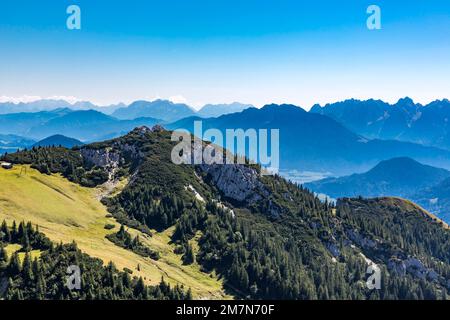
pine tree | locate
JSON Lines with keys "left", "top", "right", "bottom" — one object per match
{"left": 0, "top": 244, "right": 8, "bottom": 265}
{"left": 182, "top": 243, "right": 195, "bottom": 265}
{"left": 22, "top": 253, "right": 33, "bottom": 283}
{"left": 134, "top": 277, "right": 146, "bottom": 298}
{"left": 186, "top": 288, "right": 193, "bottom": 300}
{"left": 0, "top": 220, "right": 10, "bottom": 242}
{"left": 7, "top": 252, "right": 21, "bottom": 275}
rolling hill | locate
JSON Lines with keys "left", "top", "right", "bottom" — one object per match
{"left": 32, "top": 135, "right": 84, "bottom": 148}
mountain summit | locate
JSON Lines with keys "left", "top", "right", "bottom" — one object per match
{"left": 112, "top": 100, "right": 196, "bottom": 122}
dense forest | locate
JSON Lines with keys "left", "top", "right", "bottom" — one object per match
{"left": 2, "top": 126, "right": 450, "bottom": 300}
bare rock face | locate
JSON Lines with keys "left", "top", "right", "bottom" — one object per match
{"left": 198, "top": 163, "right": 285, "bottom": 218}
{"left": 151, "top": 125, "right": 165, "bottom": 132}
{"left": 199, "top": 163, "right": 269, "bottom": 205}
{"left": 388, "top": 256, "right": 440, "bottom": 282}
{"left": 81, "top": 137, "right": 145, "bottom": 169}
{"left": 81, "top": 148, "right": 120, "bottom": 168}
{"left": 130, "top": 126, "right": 152, "bottom": 136}
{"left": 346, "top": 229, "right": 377, "bottom": 249}
{"left": 119, "top": 143, "right": 145, "bottom": 160}
{"left": 131, "top": 125, "right": 165, "bottom": 135}
{"left": 326, "top": 242, "right": 341, "bottom": 257}
{"left": 388, "top": 257, "right": 407, "bottom": 276}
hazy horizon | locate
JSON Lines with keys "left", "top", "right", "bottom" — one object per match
{"left": 1, "top": 95, "right": 449, "bottom": 112}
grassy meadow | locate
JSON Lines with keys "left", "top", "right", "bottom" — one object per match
{"left": 0, "top": 165, "right": 228, "bottom": 299}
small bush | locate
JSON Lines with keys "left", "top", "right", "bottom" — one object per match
{"left": 123, "top": 267, "right": 133, "bottom": 274}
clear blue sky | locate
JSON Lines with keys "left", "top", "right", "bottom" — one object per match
{"left": 0, "top": 0, "right": 449, "bottom": 108}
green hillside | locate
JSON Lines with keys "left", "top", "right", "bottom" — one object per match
{"left": 0, "top": 165, "right": 228, "bottom": 299}
{"left": 1, "top": 127, "right": 450, "bottom": 300}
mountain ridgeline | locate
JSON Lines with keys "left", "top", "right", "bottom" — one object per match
{"left": 112, "top": 100, "right": 196, "bottom": 122}
{"left": 311, "top": 98, "right": 450, "bottom": 150}
{"left": 112, "top": 100, "right": 254, "bottom": 122}
{"left": 2, "top": 126, "right": 450, "bottom": 300}
{"left": 0, "top": 100, "right": 254, "bottom": 144}
{"left": 168, "top": 104, "right": 450, "bottom": 175}
{"left": 0, "top": 109, "right": 161, "bottom": 142}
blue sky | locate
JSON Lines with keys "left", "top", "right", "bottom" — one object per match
{"left": 0, "top": 0, "right": 449, "bottom": 108}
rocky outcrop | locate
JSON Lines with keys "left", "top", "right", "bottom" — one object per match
{"left": 198, "top": 163, "right": 285, "bottom": 217}
{"left": 119, "top": 143, "right": 145, "bottom": 160}
{"left": 81, "top": 147, "right": 120, "bottom": 181}
{"left": 81, "top": 148, "right": 120, "bottom": 168}
{"left": 346, "top": 228, "right": 377, "bottom": 249}
{"left": 80, "top": 139, "right": 144, "bottom": 182}
{"left": 199, "top": 164, "right": 268, "bottom": 204}
{"left": 81, "top": 134, "right": 146, "bottom": 170}
{"left": 131, "top": 125, "right": 164, "bottom": 136}
{"left": 344, "top": 227, "right": 443, "bottom": 285}
{"left": 388, "top": 256, "right": 440, "bottom": 282}
{"left": 326, "top": 242, "right": 340, "bottom": 257}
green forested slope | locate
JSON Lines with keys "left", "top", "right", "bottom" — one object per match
{"left": 2, "top": 126, "right": 450, "bottom": 300}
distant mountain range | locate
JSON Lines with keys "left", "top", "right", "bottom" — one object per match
{"left": 311, "top": 97, "right": 450, "bottom": 150}
{"left": 112, "top": 100, "right": 253, "bottom": 122}
{"left": 305, "top": 157, "right": 450, "bottom": 223}
{"left": 0, "top": 109, "right": 161, "bottom": 141}
{"left": 1, "top": 99, "right": 254, "bottom": 123}
{"left": 169, "top": 104, "right": 450, "bottom": 175}
{"left": 0, "top": 99, "right": 125, "bottom": 115}
{"left": 0, "top": 132, "right": 84, "bottom": 154}
{"left": 3, "top": 97, "right": 450, "bottom": 176}
{"left": 197, "top": 102, "right": 254, "bottom": 118}
{"left": 26, "top": 110, "right": 161, "bottom": 141}
{"left": 0, "top": 134, "right": 35, "bottom": 154}
{"left": 112, "top": 100, "right": 196, "bottom": 122}
{"left": 0, "top": 108, "right": 72, "bottom": 135}
{"left": 32, "top": 134, "right": 84, "bottom": 148}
